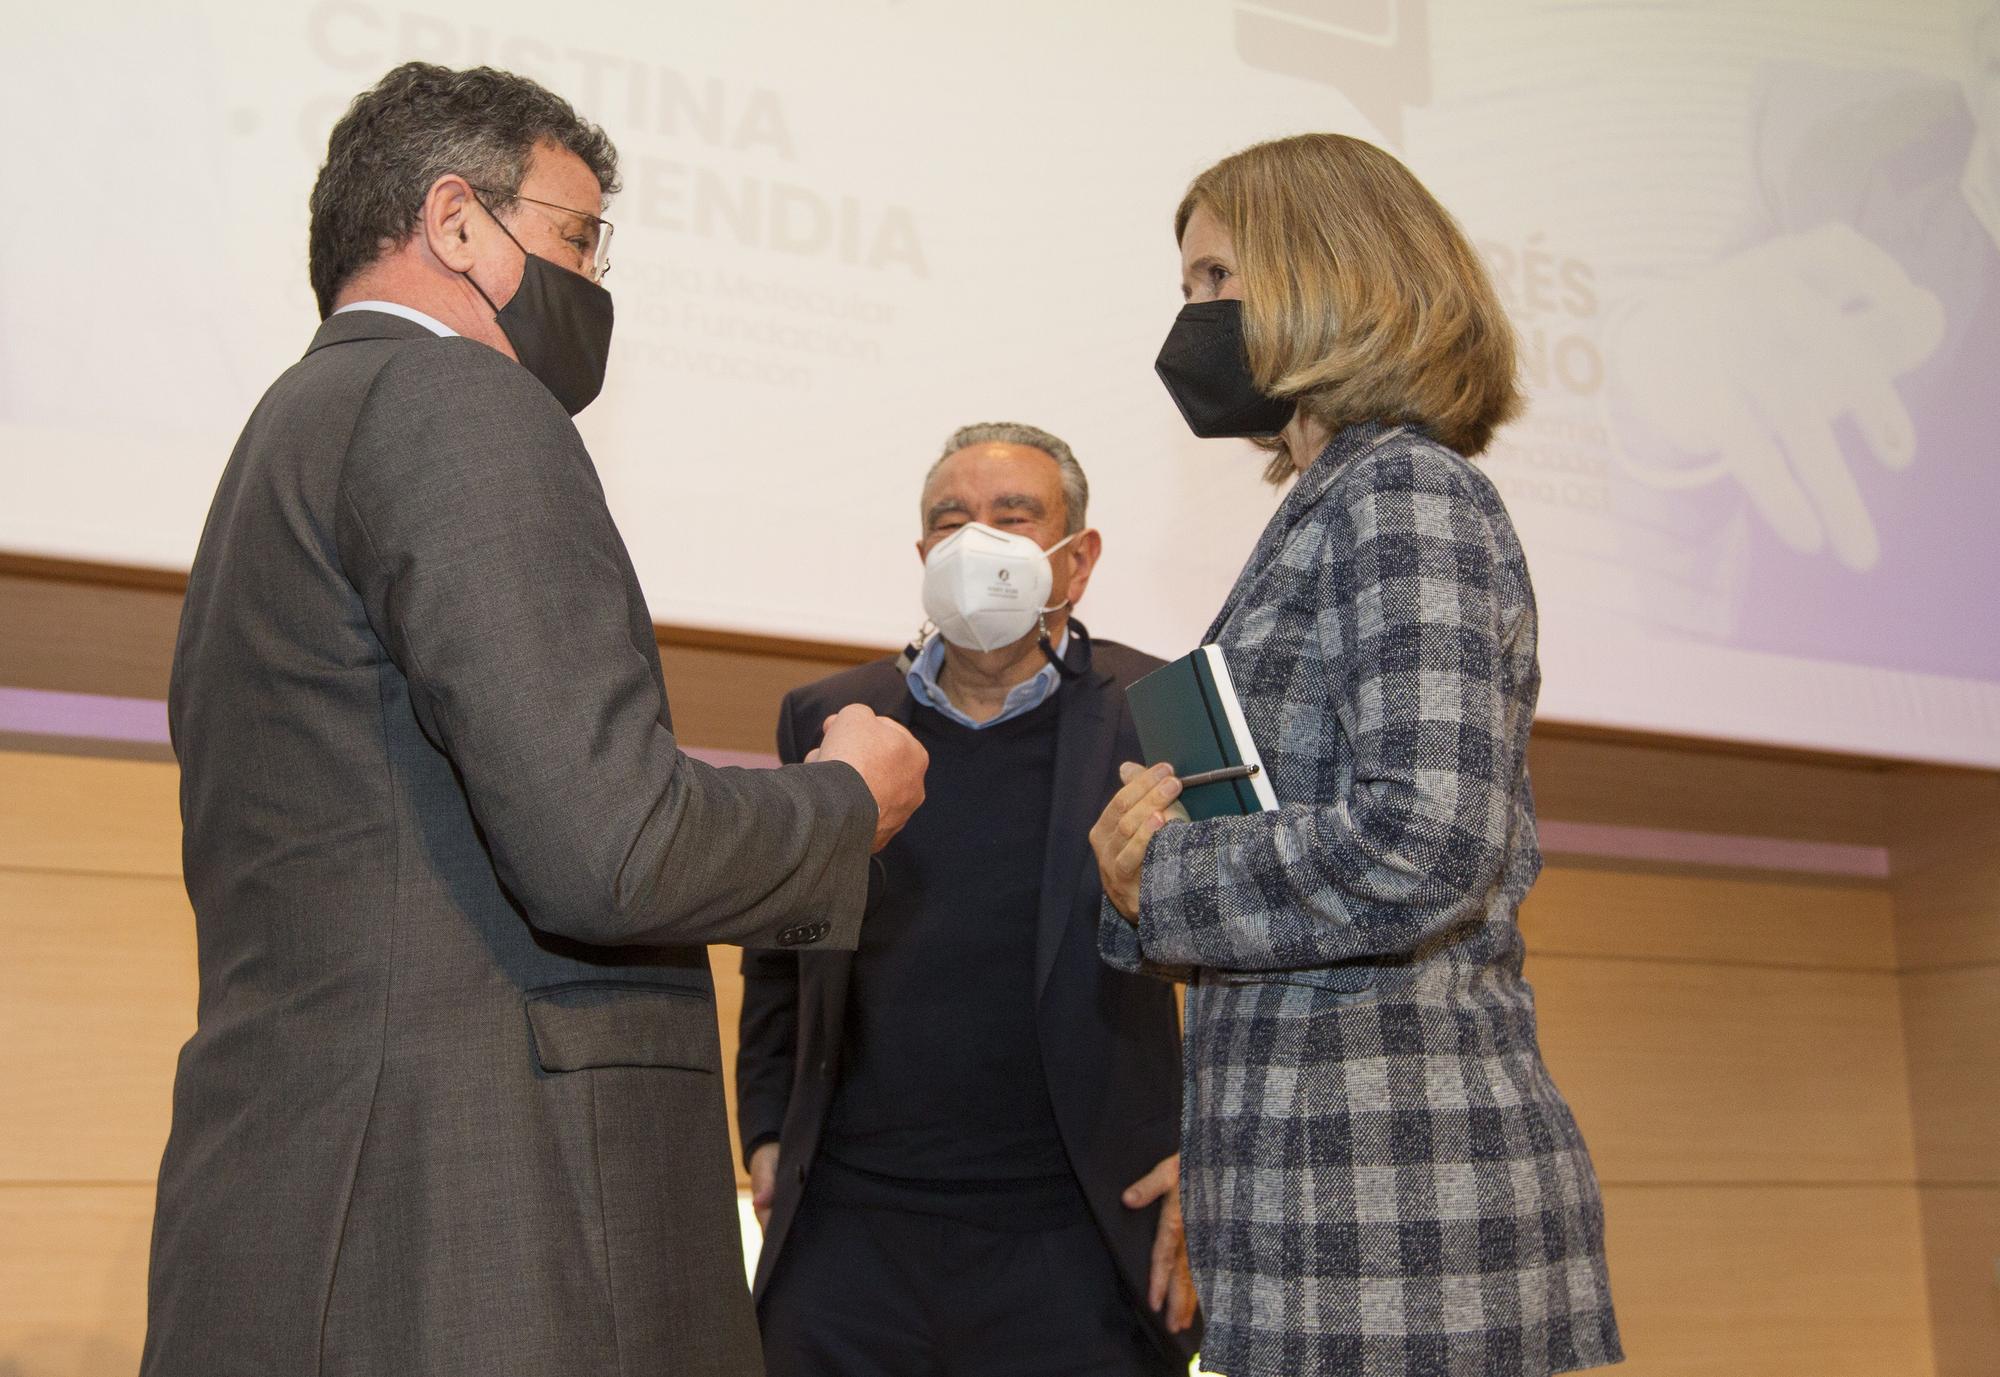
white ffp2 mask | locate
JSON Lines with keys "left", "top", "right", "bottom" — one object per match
{"left": 921, "top": 522, "right": 1079, "bottom": 652}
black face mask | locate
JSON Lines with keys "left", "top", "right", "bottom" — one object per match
{"left": 462, "top": 206, "right": 614, "bottom": 416}
{"left": 1155, "top": 299, "right": 1295, "bottom": 438}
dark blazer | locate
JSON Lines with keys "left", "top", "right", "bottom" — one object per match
{"left": 146, "top": 310, "right": 876, "bottom": 1377}
{"left": 737, "top": 634, "right": 1199, "bottom": 1364}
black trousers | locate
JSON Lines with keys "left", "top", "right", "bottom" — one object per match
{"left": 758, "top": 1180, "right": 1181, "bottom": 1377}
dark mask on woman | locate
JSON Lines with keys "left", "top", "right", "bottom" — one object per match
{"left": 461, "top": 208, "right": 614, "bottom": 417}
{"left": 1154, "top": 299, "right": 1296, "bottom": 439}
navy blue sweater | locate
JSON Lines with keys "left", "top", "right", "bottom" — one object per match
{"left": 821, "top": 695, "right": 1070, "bottom": 1185}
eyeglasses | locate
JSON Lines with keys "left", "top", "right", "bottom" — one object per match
{"left": 469, "top": 185, "right": 614, "bottom": 283}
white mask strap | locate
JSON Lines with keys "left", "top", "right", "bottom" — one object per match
{"left": 1038, "top": 530, "right": 1081, "bottom": 613}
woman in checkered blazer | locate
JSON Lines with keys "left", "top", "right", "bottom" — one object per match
{"left": 1092, "top": 134, "right": 1622, "bottom": 1377}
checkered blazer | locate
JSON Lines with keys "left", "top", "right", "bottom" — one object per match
{"left": 1103, "top": 422, "right": 1621, "bottom": 1377}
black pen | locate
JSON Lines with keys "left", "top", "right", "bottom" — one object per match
{"left": 1175, "top": 763, "right": 1260, "bottom": 789}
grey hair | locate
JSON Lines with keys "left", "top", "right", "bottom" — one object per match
{"left": 307, "top": 62, "right": 620, "bottom": 319}
{"left": 925, "top": 421, "right": 1090, "bottom": 534}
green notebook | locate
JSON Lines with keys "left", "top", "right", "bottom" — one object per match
{"left": 1125, "top": 645, "right": 1279, "bottom": 821}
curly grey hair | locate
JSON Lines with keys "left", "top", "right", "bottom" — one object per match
{"left": 924, "top": 421, "right": 1089, "bottom": 535}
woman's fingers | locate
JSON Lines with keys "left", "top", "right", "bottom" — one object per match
{"left": 1166, "top": 1262, "right": 1199, "bottom": 1332}
{"left": 1116, "top": 807, "right": 1169, "bottom": 879}
{"left": 1111, "top": 762, "right": 1176, "bottom": 815}
{"left": 1092, "top": 763, "right": 1155, "bottom": 848}
{"left": 1113, "top": 773, "right": 1182, "bottom": 843}
{"left": 1094, "top": 764, "right": 1182, "bottom": 922}
{"left": 1095, "top": 765, "right": 1172, "bottom": 850}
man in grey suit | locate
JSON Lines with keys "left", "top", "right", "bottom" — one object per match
{"left": 144, "top": 62, "right": 926, "bottom": 1377}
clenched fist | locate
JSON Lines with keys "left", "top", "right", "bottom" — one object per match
{"left": 815, "top": 703, "right": 928, "bottom": 851}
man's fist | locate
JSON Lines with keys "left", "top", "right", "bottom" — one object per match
{"left": 816, "top": 703, "right": 928, "bottom": 851}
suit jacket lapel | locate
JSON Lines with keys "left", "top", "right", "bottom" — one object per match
{"left": 1034, "top": 668, "right": 1117, "bottom": 1000}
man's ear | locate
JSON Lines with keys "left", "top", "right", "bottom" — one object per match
{"left": 1063, "top": 528, "right": 1104, "bottom": 607}
{"left": 422, "top": 173, "right": 481, "bottom": 275}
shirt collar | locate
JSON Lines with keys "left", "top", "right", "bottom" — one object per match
{"left": 906, "top": 629, "right": 1068, "bottom": 731}
{"left": 333, "top": 300, "right": 458, "bottom": 337}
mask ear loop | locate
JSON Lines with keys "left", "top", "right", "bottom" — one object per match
{"left": 458, "top": 189, "right": 528, "bottom": 319}
{"left": 1037, "top": 609, "right": 1085, "bottom": 680}
{"left": 1040, "top": 528, "right": 1088, "bottom": 676}
{"left": 1037, "top": 530, "right": 1086, "bottom": 678}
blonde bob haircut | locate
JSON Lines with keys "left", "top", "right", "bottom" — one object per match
{"left": 1176, "top": 133, "right": 1521, "bottom": 483}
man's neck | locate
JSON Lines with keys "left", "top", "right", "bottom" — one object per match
{"left": 333, "top": 255, "right": 515, "bottom": 360}
{"left": 936, "top": 614, "right": 1068, "bottom": 724}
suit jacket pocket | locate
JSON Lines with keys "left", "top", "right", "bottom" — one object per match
{"left": 525, "top": 981, "right": 721, "bottom": 1073}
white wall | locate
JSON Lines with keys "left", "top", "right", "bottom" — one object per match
{"left": 5, "top": 0, "right": 1996, "bottom": 764}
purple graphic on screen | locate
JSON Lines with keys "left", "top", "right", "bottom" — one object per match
{"left": 1606, "top": 5, "right": 2000, "bottom": 683}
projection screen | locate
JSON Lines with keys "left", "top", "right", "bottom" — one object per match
{"left": 4, "top": 0, "right": 1996, "bottom": 766}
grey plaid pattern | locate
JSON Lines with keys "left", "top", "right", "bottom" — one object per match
{"left": 1103, "top": 423, "right": 1621, "bottom": 1376}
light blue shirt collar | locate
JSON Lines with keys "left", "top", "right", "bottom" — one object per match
{"left": 907, "top": 630, "right": 1068, "bottom": 730}
{"left": 334, "top": 300, "right": 458, "bottom": 337}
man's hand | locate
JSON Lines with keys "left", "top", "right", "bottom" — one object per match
{"left": 1611, "top": 222, "right": 1944, "bottom": 572}
{"left": 748, "top": 1142, "right": 780, "bottom": 1231}
{"left": 816, "top": 704, "right": 928, "bottom": 851}
{"left": 1123, "top": 1153, "right": 1198, "bottom": 1334}
{"left": 1090, "top": 762, "right": 1182, "bottom": 921}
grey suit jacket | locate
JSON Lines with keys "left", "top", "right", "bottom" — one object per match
{"left": 144, "top": 310, "right": 876, "bottom": 1377}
